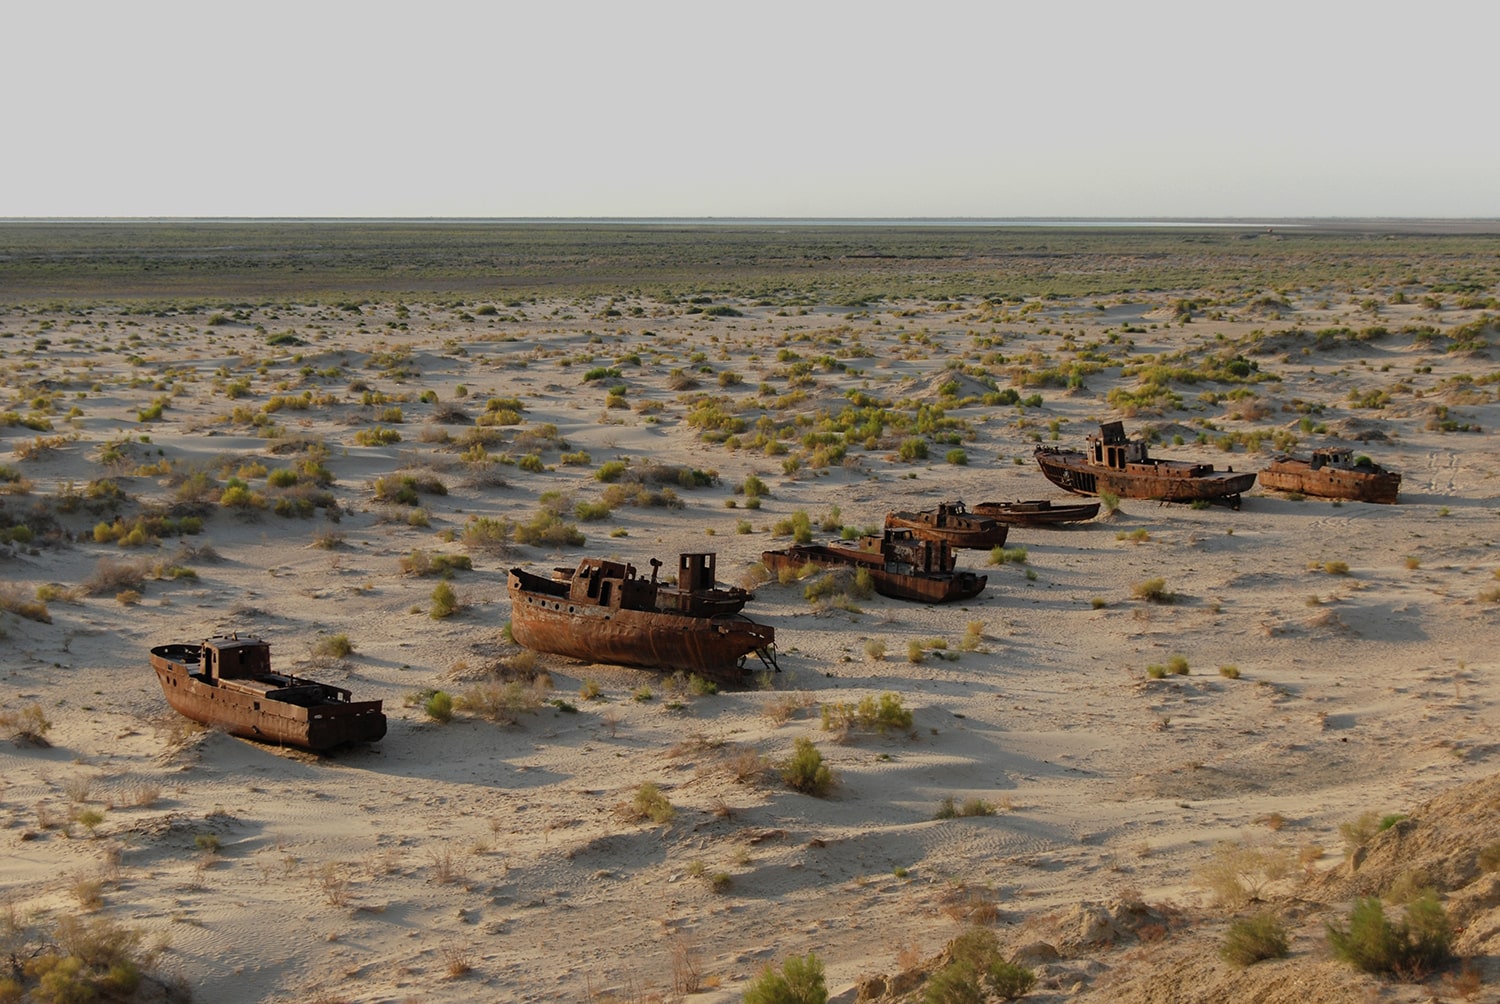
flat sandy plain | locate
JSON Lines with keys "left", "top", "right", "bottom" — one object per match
{"left": 1, "top": 223, "right": 1499, "bottom": 1003}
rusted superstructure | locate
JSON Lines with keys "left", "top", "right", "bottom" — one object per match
{"left": 762, "top": 528, "right": 987, "bottom": 604}
{"left": 973, "top": 498, "right": 1100, "bottom": 527}
{"left": 1258, "top": 448, "right": 1401, "bottom": 504}
{"left": 150, "top": 635, "right": 386, "bottom": 750}
{"left": 884, "top": 500, "right": 1009, "bottom": 549}
{"left": 1035, "top": 421, "right": 1257, "bottom": 507}
{"left": 507, "top": 552, "right": 776, "bottom": 676}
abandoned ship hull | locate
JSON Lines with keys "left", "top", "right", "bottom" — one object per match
{"left": 150, "top": 643, "right": 387, "bottom": 750}
{"left": 1034, "top": 448, "right": 1258, "bottom": 504}
{"left": 1258, "top": 459, "right": 1401, "bottom": 504}
{"left": 972, "top": 499, "right": 1101, "bottom": 527}
{"left": 760, "top": 545, "right": 987, "bottom": 604}
{"left": 883, "top": 512, "right": 1008, "bottom": 549}
{"left": 507, "top": 568, "right": 773, "bottom": 674}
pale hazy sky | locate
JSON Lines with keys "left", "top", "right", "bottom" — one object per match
{"left": 6, "top": 1, "right": 1496, "bottom": 219}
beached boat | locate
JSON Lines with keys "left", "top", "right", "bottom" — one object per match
{"left": 972, "top": 499, "right": 1101, "bottom": 527}
{"left": 761, "top": 528, "right": 987, "bottom": 604}
{"left": 507, "top": 552, "right": 776, "bottom": 675}
{"left": 1034, "top": 421, "right": 1258, "bottom": 507}
{"left": 884, "top": 500, "right": 1009, "bottom": 549}
{"left": 1258, "top": 447, "right": 1401, "bottom": 504}
{"left": 150, "top": 635, "right": 387, "bottom": 751}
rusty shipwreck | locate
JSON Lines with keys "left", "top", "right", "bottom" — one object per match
{"left": 972, "top": 498, "right": 1100, "bottom": 527}
{"left": 506, "top": 552, "right": 776, "bottom": 675}
{"left": 884, "top": 500, "right": 1009, "bottom": 549}
{"left": 1258, "top": 447, "right": 1401, "bottom": 504}
{"left": 150, "top": 634, "right": 387, "bottom": 750}
{"left": 761, "top": 527, "right": 987, "bottom": 604}
{"left": 1035, "top": 421, "right": 1258, "bottom": 507}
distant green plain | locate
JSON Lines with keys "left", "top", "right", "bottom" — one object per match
{"left": 3, "top": 219, "right": 1499, "bottom": 305}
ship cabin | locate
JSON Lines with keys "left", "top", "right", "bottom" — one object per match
{"left": 676, "top": 552, "right": 718, "bottom": 592}
{"left": 1089, "top": 421, "right": 1216, "bottom": 479}
{"left": 1309, "top": 447, "right": 1356, "bottom": 470}
{"left": 1088, "top": 421, "right": 1151, "bottom": 470}
{"left": 567, "top": 558, "right": 650, "bottom": 610}
{"left": 200, "top": 635, "right": 273, "bottom": 681}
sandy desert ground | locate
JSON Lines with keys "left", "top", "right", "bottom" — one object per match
{"left": 2, "top": 280, "right": 1498, "bottom": 1003}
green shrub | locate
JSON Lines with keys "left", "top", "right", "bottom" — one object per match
{"left": 780, "top": 737, "right": 834, "bottom": 796}
{"left": 629, "top": 782, "right": 675, "bottom": 825}
{"left": 1326, "top": 891, "right": 1453, "bottom": 976}
{"left": 1220, "top": 911, "right": 1290, "bottom": 966}
{"left": 353, "top": 426, "right": 402, "bottom": 446}
{"left": 1132, "top": 577, "right": 1175, "bottom": 603}
{"left": 897, "top": 437, "right": 929, "bottom": 462}
{"left": 412, "top": 689, "right": 455, "bottom": 722}
{"left": 858, "top": 692, "right": 913, "bottom": 733}
{"left": 312, "top": 633, "right": 354, "bottom": 658}
{"left": 926, "top": 927, "right": 1034, "bottom": 1002}
{"left": 744, "top": 952, "right": 827, "bottom": 1004}
{"left": 430, "top": 581, "right": 459, "bottom": 619}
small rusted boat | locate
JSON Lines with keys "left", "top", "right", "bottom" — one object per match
{"left": 507, "top": 552, "right": 776, "bottom": 675}
{"left": 972, "top": 498, "right": 1100, "bottom": 527}
{"left": 150, "top": 635, "right": 386, "bottom": 750}
{"left": 1035, "top": 421, "right": 1257, "bottom": 507}
{"left": 1258, "top": 447, "right": 1401, "bottom": 504}
{"left": 884, "top": 500, "right": 1009, "bottom": 549}
{"left": 761, "top": 528, "right": 987, "bottom": 604}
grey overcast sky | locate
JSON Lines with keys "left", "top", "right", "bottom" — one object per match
{"left": 5, "top": 0, "right": 1496, "bottom": 219}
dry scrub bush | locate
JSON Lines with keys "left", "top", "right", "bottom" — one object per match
{"left": 1, "top": 704, "right": 52, "bottom": 746}
{"left": 0, "top": 586, "right": 50, "bottom": 623}
{"left": 1196, "top": 841, "right": 1292, "bottom": 908}
{"left": 84, "top": 557, "right": 149, "bottom": 596}
{"left": 762, "top": 692, "right": 811, "bottom": 725}
{"left": 311, "top": 633, "right": 353, "bottom": 659}
{"left": 455, "top": 677, "right": 548, "bottom": 724}
{"left": 441, "top": 942, "right": 474, "bottom": 979}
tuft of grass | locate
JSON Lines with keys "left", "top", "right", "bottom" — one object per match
{"left": 1219, "top": 664, "right": 1241, "bottom": 679}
